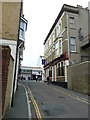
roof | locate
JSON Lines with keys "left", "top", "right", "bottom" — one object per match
{"left": 43, "top": 4, "right": 79, "bottom": 45}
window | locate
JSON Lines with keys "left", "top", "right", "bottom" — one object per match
{"left": 70, "top": 37, "right": 76, "bottom": 52}
{"left": 49, "top": 38, "right": 51, "bottom": 47}
{"left": 59, "top": 40, "right": 62, "bottom": 55}
{"left": 61, "top": 62, "right": 64, "bottom": 76}
{"left": 58, "top": 23, "right": 60, "bottom": 34}
{"left": 59, "top": 22, "right": 62, "bottom": 33}
{"left": 58, "top": 63, "right": 60, "bottom": 76}
{"left": 49, "top": 67, "right": 52, "bottom": 77}
{"left": 55, "top": 42, "right": 58, "bottom": 56}
{"left": 20, "top": 19, "right": 26, "bottom": 31}
{"left": 20, "top": 20, "right": 24, "bottom": 30}
{"left": 21, "top": 69, "right": 24, "bottom": 72}
{"left": 19, "top": 29, "right": 25, "bottom": 38}
{"left": 56, "top": 26, "right": 59, "bottom": 37}
{"left": 53, "top": 32, "right": 55, "bottom": 41}
{"left": 69, "top": 17, "right": 75, "bottom": 29}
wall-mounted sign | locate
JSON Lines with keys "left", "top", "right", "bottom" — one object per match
{"left": 42, "top": 59, "right": 45, "bottom": 65}
{"left": 32, "top": 70, "right": 41, "bottom": 75}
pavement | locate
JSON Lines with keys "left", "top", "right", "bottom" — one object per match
{"left": 3, "top": 83, "right": 30, "bottom": 119}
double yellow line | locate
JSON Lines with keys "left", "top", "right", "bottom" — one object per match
{"left": 26, "top": 85, "right": 42, "bottom": 120}
{"left": 53, "top": 87, "right": 90, "bottom": 105}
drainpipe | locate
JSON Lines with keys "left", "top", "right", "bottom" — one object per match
{"left": 11, "top": 0, "right": 23, "bottom": 107}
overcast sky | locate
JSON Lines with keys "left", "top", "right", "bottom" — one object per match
{"left": 22, "top": 0, "right": 89, "bottom": 67}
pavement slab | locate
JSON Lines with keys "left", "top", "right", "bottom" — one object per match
{"left": 3, "top": 84, "right": 28, "bottom": 119}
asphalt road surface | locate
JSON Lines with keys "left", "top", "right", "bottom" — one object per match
{"left": 22, "top": 80, "right": 89, "bottom": 119}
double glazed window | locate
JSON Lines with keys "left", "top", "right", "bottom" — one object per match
{"left": 70, "top": 37, "right": 76, "bottom": 52}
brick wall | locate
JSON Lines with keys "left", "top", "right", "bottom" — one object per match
{"left": 2, "top": 46, "right": 11, "bottom": 115}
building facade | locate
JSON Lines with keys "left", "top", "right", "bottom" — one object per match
{"left": 0, "top": 1, "right": 27, "bottom": 118}
{"left": 43, "top": 4, "right": 89, "bottom": 86}
{"left": 67, "top": 4, "right": 90, "bottom": 94}
{"left": 19, "top": 66, "right": 42, "bottom": 81}
{"left": 37, "top": 56, "right": 45, "bottom": 81}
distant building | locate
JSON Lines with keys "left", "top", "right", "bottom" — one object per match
{"left": 19, "top": 66, "right": 42, "bottom": 81}
{"left": 37, "top": 56, "right": 45, "bottom": 81}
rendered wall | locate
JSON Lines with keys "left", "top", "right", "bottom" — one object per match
{"left": 67, "top": 61, "right": 90, "bottom": 95}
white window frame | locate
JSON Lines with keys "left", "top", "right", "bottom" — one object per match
{"left": 56, "top": 24, "right": 59, "bottom": 37}
{"left": 55, "top": 42, "right": 58, "bottom": 56}
{"left": 59, "top": 21, "right": 62, "bottom": 33}
{"left": 59, "top": 39, "right": 62, "bottom": 55}
{"left": 69, "top": 17, "right": 75, "bottom": 29}
{"left": 49, "top": 37, "right": 51, "bottom": 47}
{"left": 53, "top": 32, "right": 55, "bottom": 41}
{"left": 70, "top": 37, "right": 76, "bottom": 52}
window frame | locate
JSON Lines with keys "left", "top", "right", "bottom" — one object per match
{"left": 59, "top": 40, "right": 62, "bottom": 55}
{"left": 69, "top": 17, "right": 75, "bottom": 29}
{"left": 55, "top": 42, "right": 58, "bottom": 56}
{"left": 70, "top": 37, "right": 76, "bottom": 52}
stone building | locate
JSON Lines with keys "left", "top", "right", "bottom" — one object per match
{"left": 0, "top": 1, "right": 27, "bottom": 118}
{"left": 43, "top": 4, "right": 90, "bottom": 93}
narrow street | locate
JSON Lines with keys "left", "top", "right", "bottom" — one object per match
{"left": 21, "top": 80, "right": 89, "bottom": 119}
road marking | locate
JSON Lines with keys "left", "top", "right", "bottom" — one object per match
{"left": 24, "top": 85, "right": 32, "bottom": 118}
{"left": 26, "top": 85, "right": 42, "bottom": 120}
{"left": 53, "top": 87, "right": 90, "bottom": 105}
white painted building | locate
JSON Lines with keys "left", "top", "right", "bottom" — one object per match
{"left": 20, "top": 66, "right": 42, "bottom": 81}
{"left": 37, "top": 56, "right": 45, "bottom": 81}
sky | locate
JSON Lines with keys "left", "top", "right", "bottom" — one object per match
{"left": 22, "top": 0, "right": 89, "bottom": 67}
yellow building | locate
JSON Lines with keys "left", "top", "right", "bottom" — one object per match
{"left": 43, "top": 4, "right": 89, "bottom": 88}
{"left": 0, "top": 1, "right": 27, "bottom": 118}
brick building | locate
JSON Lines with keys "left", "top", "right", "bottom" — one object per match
{"left": 0, "top": 1, "right": 27, "bottom": 118}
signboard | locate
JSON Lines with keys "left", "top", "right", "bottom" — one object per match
{"left": 42, "top": 59, "right": 45, "bottom": 65}
{"left": 32, "top": 70, "right": 41, "bottom": 75}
